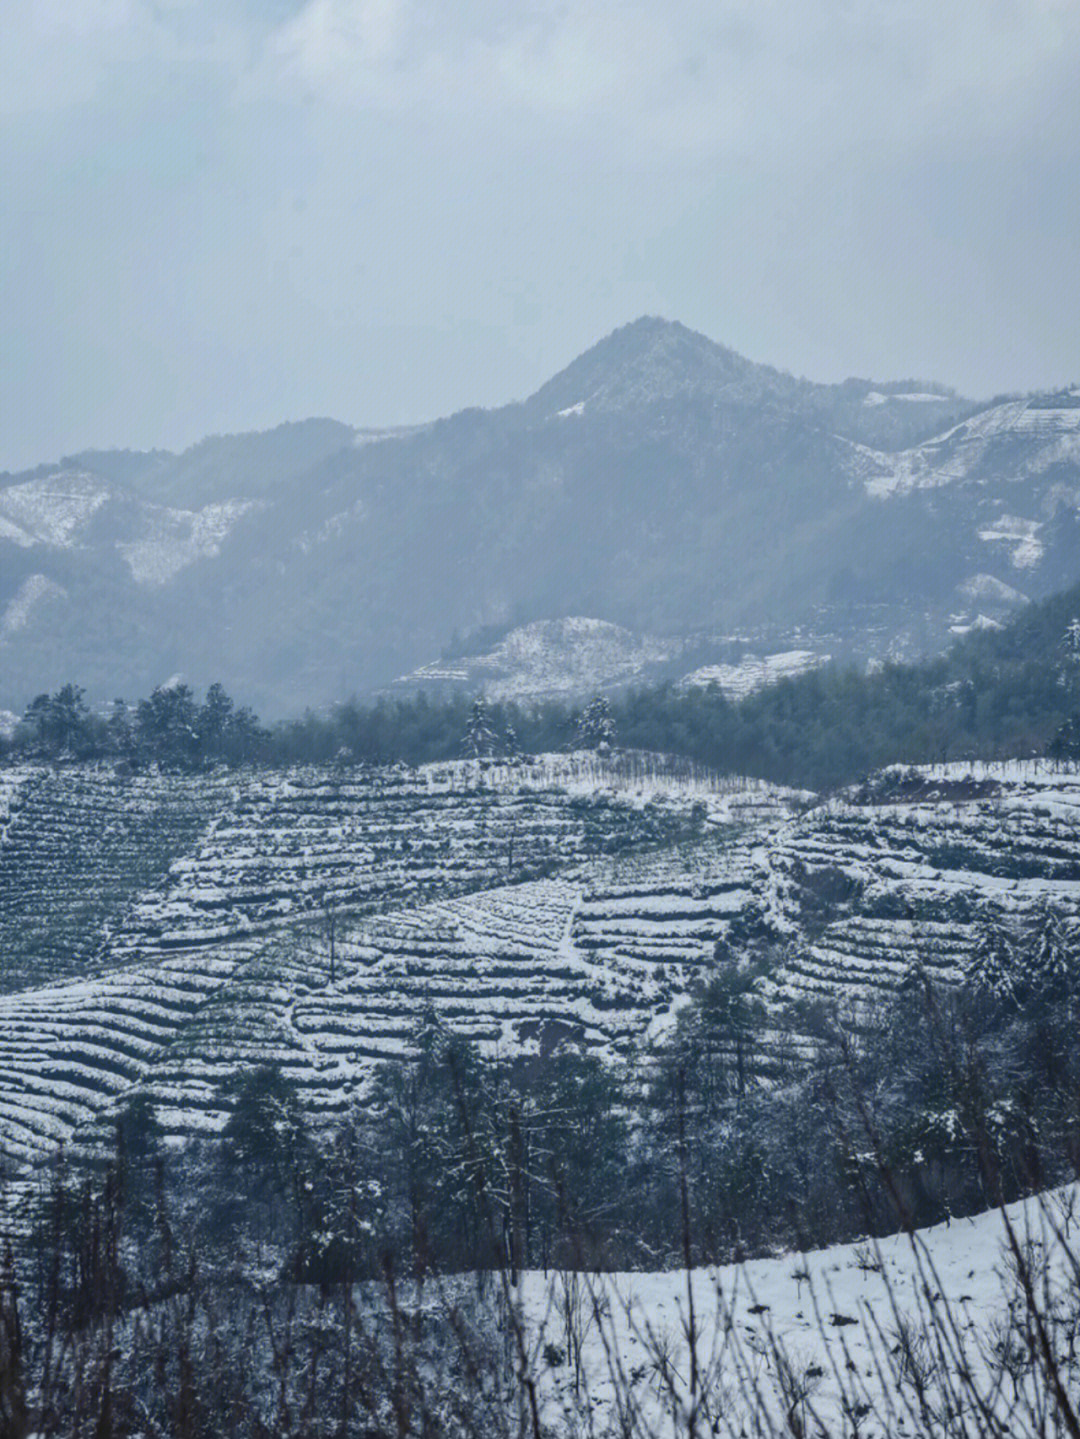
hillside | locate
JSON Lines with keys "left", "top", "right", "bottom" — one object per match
{"left": 0, "top": 754, "right": 800, "bottom": 1172}
{"left": 1, "top": 752, "right": 1079, "bottom": 1198}
{"left": 4, "top": 318, "right": 1080, "bottom": 714}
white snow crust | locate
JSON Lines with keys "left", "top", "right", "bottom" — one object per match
{"left": 525, "top": 1183, "right": 1080, "bottom": 1434}
{"left": 0, "top": 574, "right": 67, "bottom": 640}
{"left": 681, "top": 650, "right": 828, "bottom": 699}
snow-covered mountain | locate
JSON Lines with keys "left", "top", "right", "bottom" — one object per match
{"left": 3, "top": 319, "right": 1079, "bottom": 713}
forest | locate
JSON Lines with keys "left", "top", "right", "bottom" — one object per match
{"left": 5, "top": 580, "right": 1080, "bottom": 792}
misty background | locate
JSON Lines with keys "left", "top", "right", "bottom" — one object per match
{"left": 3, "top": 1, "right": 1080, "bottom": 473}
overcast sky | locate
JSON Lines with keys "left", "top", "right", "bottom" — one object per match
{"left": 2, "top": 1, "right": 1079, "bottom": 470}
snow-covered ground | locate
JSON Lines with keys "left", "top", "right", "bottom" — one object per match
{"left": 845, "top": 396, "right": 1080, "bottom": 500}
{"left": 3, "top": 755, "right": 1080, "bottom": 1177}
{"left": 0, "top": 574, "right": 67, "bottom": 640}
{"left": 119, "top": 497, "right": 257, "bottom": 584}
{"left": 0, "top": 755, "right": 802, "bottom": 1166}
{"left": 0, "top": 468, "right": 256, "bottom": 584}
{"left": 0, "top": 472, "right": 111, "bottom": 546}
{"left": 396, "top": 617, "right": 676, "bottom": 702}
{"left": 525, "top": 1183, "right": 1080, "bottom": 1435}
{"left": 862, "top": 389, "right": 948, "bottom": 406}
{"left": 681, "top": 650, "right": 829, "bottom": 699}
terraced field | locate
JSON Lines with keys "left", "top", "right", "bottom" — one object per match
{"left": 0, "top": 754, "right": 795, "bottom": 1177}
{"left": 768, "top": 761, "right": 1080, "bottom": 1007}
{"left": 1, "top": 755, "right": 1078, "bottom": 1211}
{"left": 0, "top": 766, "right": 221, "bottom": 992}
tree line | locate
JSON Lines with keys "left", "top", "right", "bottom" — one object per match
{"left": 5, "top": 580, "right": 1080, "bottom": 789}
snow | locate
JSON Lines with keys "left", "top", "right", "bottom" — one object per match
{"left": 0, "top": 472, "right": 256, "bottom": 581}
{"left": 977, "top": 514, "right": 1045, "bottom": 569}
{"left": 0, "top": 756, "right": 805, "bottom": 1162}
{"left": 119, "top": 498, "right": 257, "bottom": 584}
{"left": 524, "top": 1183, "right": 1080, "bottom": 1435}
{"left": 681, "top": 650, "right": 829, "bottom": 699}
{"left": 0, "top": 473, "right": 110, "bottom": 546}
{"left": 948, "top": 613, "right": 1004, "bottom": 635}
{"left": 2, "top": 752, "right": 1079, "bottom": 1212}
{"left": 396, "top": 617, "right": 675, "bottom": 701}
{"left": 847, "top": 397, "right": 1080, "bottom": 500}
{"left": 862, "top": 389, "right": 947, "bottom": 405}
{"left": 958, "top": 572, "right": 1027, "bottom": 605}
{"left": 0, "top": 574, "right": 67, "bottom": 640}
{"left": 557, "top": 400, "right": 587, "bottom": 417}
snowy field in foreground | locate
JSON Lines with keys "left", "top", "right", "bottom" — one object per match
{"left": 524, "top": 1184, "right": 1080, "bottom": 1435}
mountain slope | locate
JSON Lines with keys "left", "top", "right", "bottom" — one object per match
{"left": 1, "top": 751, "right": 1079, "bottom": 1177}
{"left": 2, "top": 319, "right": 1078, "bottom": 714}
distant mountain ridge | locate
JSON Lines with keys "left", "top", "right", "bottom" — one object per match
{"left": 1, "top": 317, "right": 1077, "bottom": 714}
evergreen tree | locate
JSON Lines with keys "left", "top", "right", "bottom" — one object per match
{"left": 20, "top": 684, "right": 92, "bottom": 757}
{"left": 105, "top": 699, "right": 134, "bottom": 759}
{"left": 135, "top": 684, "right": 201, "bottom": 769}
{"left": 966, "top": 922, "right": 1018, "bottom": 1004}
{"left": 200, "top": 681, "right": 235, "bottom": 759}
{"left": 503, "top": 718, "right": 522, "bottom": 761}
{"left": 49, "top": 683, "right": 92, "bottom": 755}
{"left": 1049, "top": 714, "right": 1080, "bottom": 762}
{"left": 462, "top": 695, "right": 497, "bottom": 758}
{"left": 575, "top": 696, "right": 616, "bottom": 751}
{"left": 1029, "top": 901, "right": 1075, "bottom": 1002}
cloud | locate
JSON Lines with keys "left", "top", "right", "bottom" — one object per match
{"left": 253, "top": 0, "right": 1080, "bottom": 162}
{"left": 5, "top": 1, "right": 1078, "bottom": 163}
{"left": 257, "top": 0, "right": 721, "bottom": 153}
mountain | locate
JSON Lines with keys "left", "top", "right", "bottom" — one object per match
{"left": 2, "top": 318, "right": 1079, "bottom": 715}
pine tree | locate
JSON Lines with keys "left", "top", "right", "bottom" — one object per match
{"left": 575, "top": 696, "right": 616, "bottom": 751}
{"left": 966, "top": 922, "right": 1017, "bottom": 1004}
{"left": 1049, "top": 714, "right": 1080, "bottom": 762}
{"left": 200, "top": 681, "right": 235, "bottom": 759}
{"left": 1029, "top": 902, "right": 1074, "bottom": 1002}
{"left": 106, "top": 699, "right": 133, "bottom": 759}
{"left": 503, "top": 719, "right": 522, "bottom": 761}
{"left": 462, "top": 695, "right": 497, "bottom": 759}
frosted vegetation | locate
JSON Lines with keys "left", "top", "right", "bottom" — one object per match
{"left": 4, "top": 599, "right": 1080, "bottom": 1429}
{"left": 1, "top": 733, "right": 1080, "bottom": 1429}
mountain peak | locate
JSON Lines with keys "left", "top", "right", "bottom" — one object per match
{"left": 525, "top": 316, "right": 796, "bottom": 418}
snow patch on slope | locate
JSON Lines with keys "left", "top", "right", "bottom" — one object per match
{"left": 398, "top": 618, "right": 675, "bottom": 701}
{"left": 0, "top": 474, "right": 109, "bottom": 546}
{"left": 681, "top": 650, "right": 828, "bottom": 699}
{"left": 862, "top": 389, "right": 947, "bottom": 406}
{"left": 958, "top": 572, "right": 1027, "bottom": 604}
{"left": 526, "top": 1183, "right": 1080, "bottom": 1435}
{"left": 0, "top": 574, "right": 67, "bottom": 641}
{"left": 847, "top": 398, "right": 1080, "bottom": 499}
{"left": 977, "top": 514, "right": 1044, "bottom": 568}
{"left": 119, "top": 499, "right": 257, "bottom": 585}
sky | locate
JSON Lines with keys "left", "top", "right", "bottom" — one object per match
{"left": 2, "top": 1, "right": 1079, "bottom": 471}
